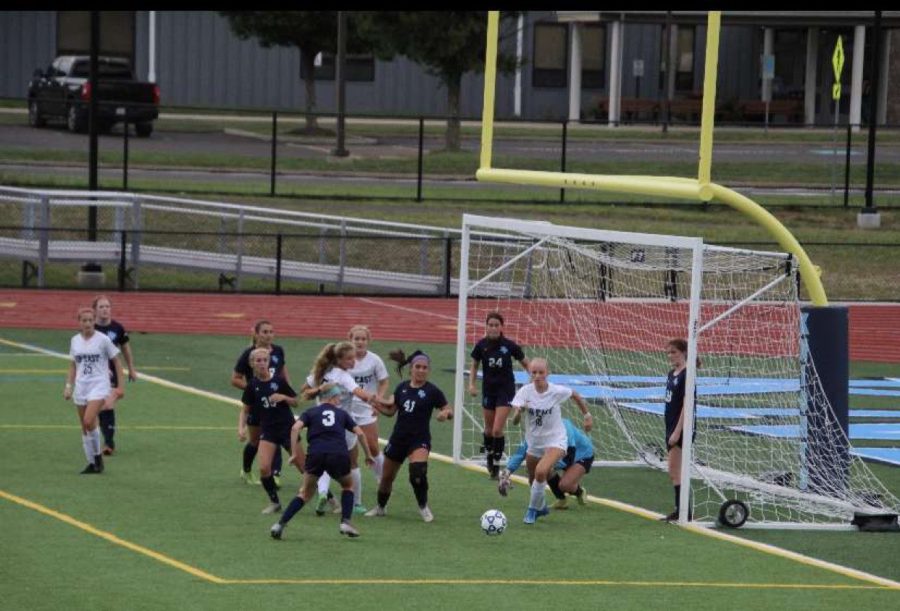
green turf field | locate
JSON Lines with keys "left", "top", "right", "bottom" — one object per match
{"left": 1, "top": 327, "right": 898, "bottom": 610}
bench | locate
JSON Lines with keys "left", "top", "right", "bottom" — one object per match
{"left": 739, "top": 99, "right": 804, "bottom": 123}
{"left": 596, "top": 97, "right": 660, "bottom": 121}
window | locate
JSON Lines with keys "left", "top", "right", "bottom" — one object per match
{"left": 533, "top": 23, "right": 568, "bottom": 88}
{"left": 71, "top": 60, "right": 133, "bottom": 79}
{"left": 581, "top": 23, "right": 606, "bottom": 89}
{"left": 661, "top": 25, "right": 696, "bottom": 92}
{"left": 301, "top": 52, "right": 375, "bottom": 82}
{"left": 57, "top": 12, "right": 135, "bottom": 63}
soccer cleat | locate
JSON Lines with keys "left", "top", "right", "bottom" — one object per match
{"left": 419, "top": 505, "right": 434, "bottom": 523}
{"left": 93, "top": 454, "right": 104, "bottom": 474}
{"left": 240, "top": 470, "right": 260, "bottom": 485}
{"left": 364, "top": 505, "right": 386, "bottom": 517}
{"left": 535, "top": 506, "right": 550, "bottom": 519}
{"left": 80, "top": 463, "right": 99, "bottom": 474}
{"left": 353, "top": 504, "right": 368, "bottom": 515}
{"left": 497, "top": 471, "right": 511, "bottom": 497}
{"left": 661, "top": 510, "right": 679, "bottom": 521}
{"left": 315, "top": 493, "right": 329, "bottom": 516}
{"left": 261, "top": 502, "right": 282, "bottom": 515}
{"left": 552, "top": 497, "right": 569, "bottom": 510}
{"left": 523, "top": 507, "right": 537, "bottom": 524}
{"left": 576, "top": 486, "right": 587, "bottom": 506}
{"left": 270, "top": 523, "right": 284, "bottom": 540}
{"left": 339, "top": 521, "right": 361, "bottom": 538}
{"left": 102, "top": 445, "right": 115, "bottom": 456}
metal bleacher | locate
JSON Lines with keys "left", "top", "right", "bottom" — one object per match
{"left": 0, "top": 186, "right": 512, "bottom": 295}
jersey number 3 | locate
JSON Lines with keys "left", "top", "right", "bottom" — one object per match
{"left": 322, "top": 410, "right": 335, "bottom": 427}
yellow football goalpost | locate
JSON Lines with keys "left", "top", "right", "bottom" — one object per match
{"left": 477, "top": 11, "right": 828, "bottom": 306}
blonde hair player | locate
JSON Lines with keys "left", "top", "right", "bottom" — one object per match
{"left": 510, "top": 357, "right": 592, "bottom": 524}
{"left": 346, "top": 324, "right": 390, "bottom": 513}
{"left": 64, "top": 307, "right": 125, "bottom": 474}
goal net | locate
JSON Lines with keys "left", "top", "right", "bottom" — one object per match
{"left": 453, "top": 214, "right": 899, "bottom": 528}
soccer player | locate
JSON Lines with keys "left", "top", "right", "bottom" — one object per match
{"left": 662, "top": 338, "right": 695, "bottom": 522}
{"left": 92, "top": 295, "right": 137, "bottom": 456}
{"left": 365, "top": 349, "right": 452, "bottom": 522}
{"left": 510, "top": 357, "right": 592, "bottom": 524}
{"left": 467, "top": 312, "right": 529, "bottom": 479}
{"left": 346, "top": 325, "right": 390, "bottom": 513}
{"left": 500, "top": 418, "right": 594, "bottom": 509}
{"left": 270, "top": 383, "right": 374, "bottom": 540}
{"left": 63, "top": 307, "right": 125, "bottom": 474}
{"left": 302, "top": 341, "right": 381, "bottom": 514}
{"left": 240, "top": 347, "right": 298, "bottom": 514}
{"left": 231, "top": 320, "right": 290, "bottom": 486}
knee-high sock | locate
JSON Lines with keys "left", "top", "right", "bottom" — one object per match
{"left": 272, "top": 449, "right": 283, "bottom": 476}
{"left": 530, "top": 479, "right": 546, "bottom": 510}
{"left": 370, "top": 453, "right": 384, "bottom": 483}
{"left": 351, "top": 468, "right": 362, "bottom": 505}
{"left": 261, "top": 476, "right": 280, "bottom": 504}
{"left": 317, "top": 472, "right": 331, "bottom": 495}
{"left": 280, "top": 496, "right": 305, "bottom": 525}
{"left": 89, "top": 427, "right": 102, "bottom": 457}
{"left": 493, "top": 436, "right": 505, "bottom": 462}
{"left": 242, "top": 443, "right": 257, "bottom": 472}
{"left": 82, "top": 432, "right": 94, "bottom": 464}
{"left": 341, "top": 490, "right": 354, "bottom": 522}
{"left": 98, "top": 409, "right": 116, "bottom": 448}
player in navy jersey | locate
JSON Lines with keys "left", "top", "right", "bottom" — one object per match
{"left": 231, "top": 320, "right": 291, "bottom": 486}
{"left": 365, "top": 349, "right": 452, "bottom": 522}
{"left": 270, "top": 384, "right": 374, "bottom": 540}
{"left": 92, "top": 295, "right": 136, "bottom": 456}
{"left": 241, "top": 347, "right": 298, "bottom": 515}
{"left": 467, "top": 312, "right": 529, "bottom": 479}
{"left": 662, "top": 338, "right": 697, "bottom": 521}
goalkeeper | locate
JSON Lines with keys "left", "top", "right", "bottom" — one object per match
{"left": 499, "top": 418, "right": 594, "bottom": 509}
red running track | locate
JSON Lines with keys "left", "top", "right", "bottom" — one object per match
{"left": 1, "top": 290, "right": 898, "bottom": 363}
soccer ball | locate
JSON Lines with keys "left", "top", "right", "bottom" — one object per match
{"left": 480, "top": 509, "right": 507, "bottom": 536}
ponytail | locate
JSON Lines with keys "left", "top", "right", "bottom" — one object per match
{"left": 310, "top": 341, "right": 354, "bottom": 385}
{"left": 388, "top": 348, "right": 430, "bottom": 378}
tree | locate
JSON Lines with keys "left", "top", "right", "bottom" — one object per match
{"left": 356, "top": 12, "right": 518, "bottom": 151}
{"left": 219, "top": 11, "right": 366, "bottom": 133}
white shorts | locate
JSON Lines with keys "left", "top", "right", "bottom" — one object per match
{"left": 525, "top": 431, "right": 568, "bottom": 457}
{"left": 73, "top": 378, "right": 111, "bottom": 406}
{"left": 345, "top": 429, "right": 358, "bottom": 451}
{"left": 351, "top": 408, "right": 377, "bottom": 427}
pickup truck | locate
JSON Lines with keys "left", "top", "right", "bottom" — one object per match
{"left": 27, "top": 55, "right": 160, "bottom": 136}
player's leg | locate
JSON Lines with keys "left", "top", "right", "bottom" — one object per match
{"left": 664, "top": 445, "right": 683, "bottom": 521}
{"left": 241, "top": 425, "right": 261, "bottom": 484}
{"left": 361, "top": 421, "right": 383, "bottom": 483}
{"left": 558, "top": 463, "right": 588, "bottom": 503}
{"left": 407, "top": 446, "right": 433, "bottom": 522}
{"left": 272, "top": 470, "right": 319, "bottom": 539}
{"left": 366, "top": 442, "right": 403, "bottom": 516}
{"left": 347, "top": 435, "right": 366, "bottom": 514}
{"left": 257, "top": 439, "right": 281, "bottom": 513}
{"left": 548, "top": 446, "right": 577, "bottom": 508}
{"left": 489, "top": 403, "right": 512, "bottom": 477}
{"left": 79, "top": 398, "right": 105, "bottom": 473}
{"left": 482, "top": 405, "right": 496, "bottom": 477}
{"left": 98, "top": 392, "right": 118, "bottom": 455}
{"left": 331, "top": 455, "right": 360, "bottom": 536}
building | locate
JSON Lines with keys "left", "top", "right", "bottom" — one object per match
{"left": 2, "top": 10, "right": 897, "bottom": 125}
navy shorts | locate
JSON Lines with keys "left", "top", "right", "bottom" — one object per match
{"left": 563, "top": 448, "right": 594, "bottom": 474}
{"left": 481, "top": 384, "right": 516, "bottom": 411}
{"left": 259, "top": 421, "right": 293, "bottom": 451}
{"left": 305, "top": 452, "right": 351, "bottom": 479}
{"left": 383, "top": 434, "right": 431, "bottom": 463}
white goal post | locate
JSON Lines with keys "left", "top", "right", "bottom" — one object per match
{"left": 453, "top": 214, "right": 900, "bottom": 529}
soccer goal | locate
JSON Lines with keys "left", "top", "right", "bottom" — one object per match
{"left": 452, "top": 214, "right": 900, "bottom": 529}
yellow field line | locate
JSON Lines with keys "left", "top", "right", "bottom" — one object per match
{"left": 0, "top": 488, "right": 225, "bottom": 584}
{"left": 2, "top": 334, "right": 899, "bottom": 591}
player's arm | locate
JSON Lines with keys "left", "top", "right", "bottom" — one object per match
{"left": 269, "top": 393, "right": 298, "bottom": 407}
{"left": 121, "top": 342, "right": 137, "bottom": 381}
{"left": 436, "top": 402, "right": 452, "bottom": 422}
{"left": 376, "top": 376, "right": 389, "bottom": 400}
{"left": 467, "top": 358, "right": 480, "bottom": 396}
{"left": 352, "top": 425, "right": 374, "bottom": 464}
{"left": 570, "top": 390, "right": 592, "bottom": 432}
{"left": 280, "top": 363, "right": 291, "bottom": 386}
{"left": 519, "top": 356, "right": 530, "bottom": 371}
{"left": 64, "top": 361, "right": 76, "bottom": 400}
{"left": 669, "top": 399, "right": 686, "bottom": 448}
{"left": 372, "top": 395, "right": 397, "bottom": 417}
{"left": 230, "top": 371, "right": 247, "bottom": 390}
{"left": 238, "top": 403, "right": 250, "bottom": 442}
{"left": 109, "top": 356, "right": 126, "bottom": 405}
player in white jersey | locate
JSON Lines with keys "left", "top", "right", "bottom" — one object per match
{"left": 301, "top": 341, "right": 381, "bottom": 514}
{"left": 511, "top": 357, "right": 592, "bottom": 524}
{"left": 346, "top": 325, "right": 390, "bottom": 512}
{"left": 63, "top": 307, "right": 125, "bottom": 474}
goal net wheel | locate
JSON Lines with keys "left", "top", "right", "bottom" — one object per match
{"left": 718, "top": 499, "right": 749, "bottom": 528}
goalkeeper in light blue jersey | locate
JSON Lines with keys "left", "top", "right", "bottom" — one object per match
{"left": 500, "top": 418, "right": 594, "bottom": 509}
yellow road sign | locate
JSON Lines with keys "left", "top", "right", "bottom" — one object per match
{"left": 832, "top": 36, "right": 844, "bottom": 83}
{"left": 832, "top": 83, "right": 842, "bottom": 101}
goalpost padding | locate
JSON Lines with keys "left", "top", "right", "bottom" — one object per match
{"left": 454, "top": 214, "right": 900, "bottom": 528}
